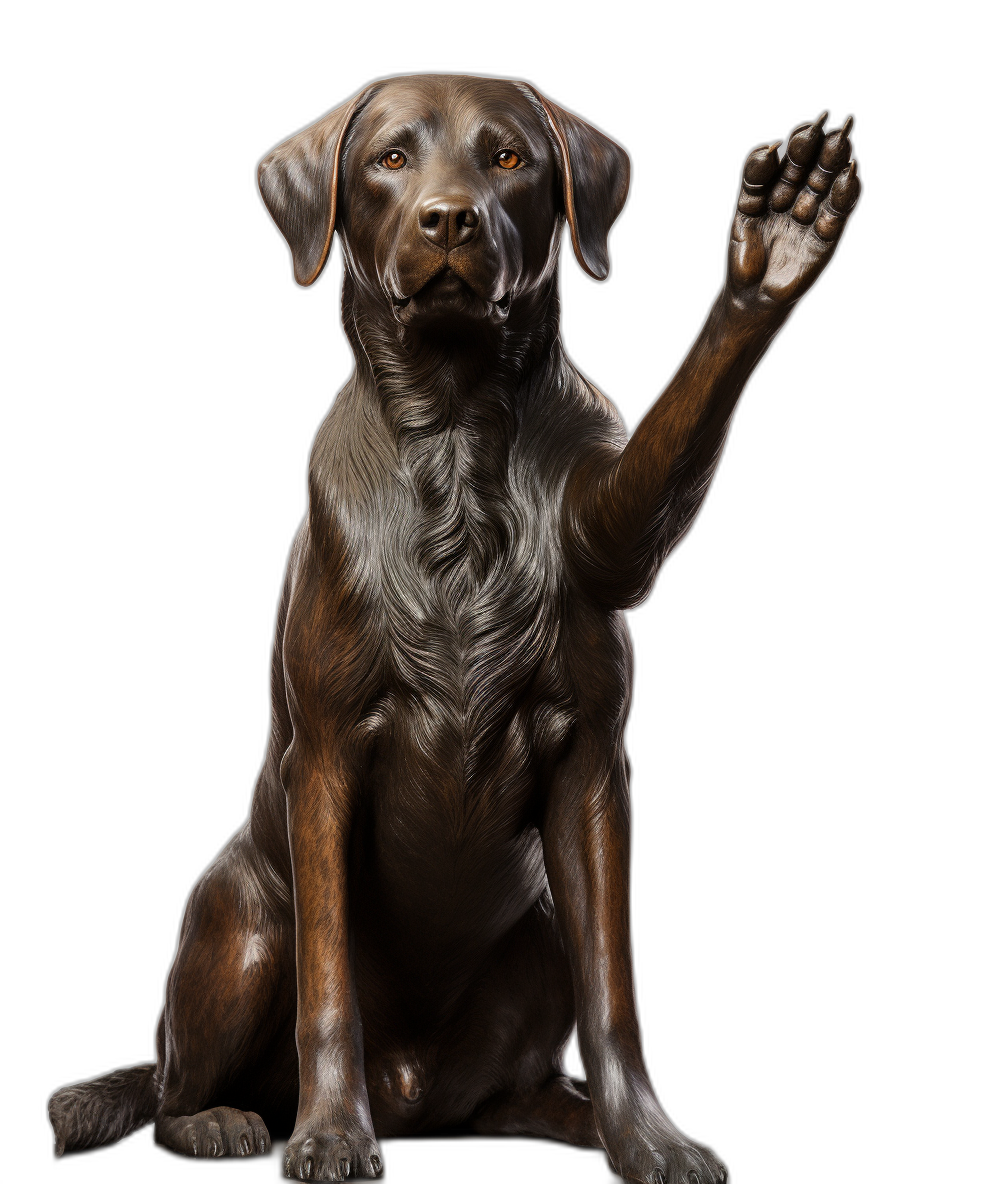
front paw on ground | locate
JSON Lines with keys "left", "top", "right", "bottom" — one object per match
{"left": 283, "top": 1129, "right": 383, "bottom": 1181}
{"left": 155, "top": 1107, "right": 270, "bottom": 1157}
{"left": 609, "top": 1136, "right": 727, "bottom": 1184}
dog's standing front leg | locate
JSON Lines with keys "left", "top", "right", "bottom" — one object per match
{"left": 542, "top": 736, "right": 727, "bottom": 1184}
{"left": 282, "top": 740, "right": 382, "bottom": 1181}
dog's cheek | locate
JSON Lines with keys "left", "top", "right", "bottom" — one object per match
{"left": 371, "top": 214, "right": 401, "bottom": 291}
{"left": 507, "top": 193, "right": 559, "bottom": 291}
{"left": 342, "top": 193, "right": 394, "bottom": 293}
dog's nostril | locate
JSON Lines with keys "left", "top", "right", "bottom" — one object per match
{"left": 452, "top": 206, "right": 480, "bottom": 248}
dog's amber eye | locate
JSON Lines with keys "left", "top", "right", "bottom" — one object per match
{"left": 381, "top": 150, "right": 407, "bottom": 170}
{"left": 495, "top": 150, "right": 523, "bottom": 170}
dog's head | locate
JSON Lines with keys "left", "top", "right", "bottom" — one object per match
{"left": 258, "top": 75, "right": 630, "bottom": 328}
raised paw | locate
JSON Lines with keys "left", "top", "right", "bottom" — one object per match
{"left": 728, "top": 112, "right": 860, "bottom": 310}
{"left": 283, "top": 1125, "right": 383, "bottom": 1181}
{"left": 155, "top": 1107, "right": 271, "bottom": 1157}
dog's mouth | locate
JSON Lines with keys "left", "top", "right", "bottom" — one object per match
{"left": 392, "top": 268, "right": 512, "bottom": 324}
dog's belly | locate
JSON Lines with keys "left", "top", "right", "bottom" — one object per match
{"left": 344, "top": 693, "right": 566, "bottom": 1130}
{"left": 362, "top": 704, "right": 552, "bottom": 949}
{"left": 353, "top": 713, "right": 573, "bottom": 1131}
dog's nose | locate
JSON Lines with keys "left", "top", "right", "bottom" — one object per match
{"left": 418, "top": 198, "right": 480, "bottom": 251}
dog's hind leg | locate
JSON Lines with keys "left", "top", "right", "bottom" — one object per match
{"left": 154, "top": 828, "right": 296, "bottom": 1158}
{"left": 470, "top": 1075, "right": 603, "bottom": 1147}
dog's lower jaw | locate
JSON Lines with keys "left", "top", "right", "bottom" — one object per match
{"left": 388, "top": 272, "right": 513, "bottom": 328}
{"left": 390, "top": 294, "right": 513, "bottom": 329}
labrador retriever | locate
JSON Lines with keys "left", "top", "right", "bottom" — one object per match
{"left": 49, "top": 74, "right": 859, "bottom": 1183}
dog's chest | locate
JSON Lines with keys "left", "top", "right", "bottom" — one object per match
{"left": 364, "top": 425, "right": 574, "bottom": 795}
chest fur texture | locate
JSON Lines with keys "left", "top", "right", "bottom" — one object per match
{"left": 309, "top": 369, "right": 578, "bottom": 798}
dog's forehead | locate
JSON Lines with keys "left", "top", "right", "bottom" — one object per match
{"left": 356, "top": 74, "right": 544, "bottom": 143}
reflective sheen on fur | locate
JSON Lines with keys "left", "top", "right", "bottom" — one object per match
{"left": 50, "top": 76, "right": 859, "bottom": 1184}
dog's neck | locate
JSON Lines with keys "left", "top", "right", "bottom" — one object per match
{"left": 340, "top": 271, "right": 562, "bottom": 437}
{"left": 330, "top": 271, "right": 564, "bottom": 587}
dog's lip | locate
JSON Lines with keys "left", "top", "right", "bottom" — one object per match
{"left": 392, "top": 268, "right": 511, "bottom": 312}
{"left": 394, "top": 268, "right": 464, "bottom": 306}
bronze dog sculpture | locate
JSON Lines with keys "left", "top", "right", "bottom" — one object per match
{"left": 49, "top": 74, "right": 859, "bottom": 1183}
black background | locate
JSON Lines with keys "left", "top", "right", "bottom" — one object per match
{"left": 33, "top": 34, "right": 904, "bottom": 1184}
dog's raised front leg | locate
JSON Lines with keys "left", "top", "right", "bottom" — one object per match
{"left": 281, "top": 736, "right": 381, "bottom": 1181}
{"left": 542, "top": 734, "right": 726, "bottom": 1184}
{"left": 563, "top": 115, "right": 860, "bottom": 610}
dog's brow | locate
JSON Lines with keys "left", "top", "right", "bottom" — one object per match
{"left": 365, "top": 117, "right": 434, "bottom": 154}
{"left": 477, "top": 118, "right": 534, "bottom": 157}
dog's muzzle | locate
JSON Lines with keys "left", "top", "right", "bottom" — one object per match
{"left": 384, "top": 192, "right": 518, "bottom": 326}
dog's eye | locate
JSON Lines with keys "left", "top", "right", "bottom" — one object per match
{"left": 495, "top": 150, "right": 523, "bottom": 170}
{"left": 381, "top": 150, "right": 407, "bottom": 170}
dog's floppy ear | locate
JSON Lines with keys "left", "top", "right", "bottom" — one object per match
{"left": 258, "top": 88, "right": 375, "bottom": 286}
{"left": 521, "top": 85, "right": 631, "bottom": 281}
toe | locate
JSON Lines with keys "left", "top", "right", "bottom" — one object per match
{"left": 791, "top": 187, "right": 820, "bottom": 224}
{"left": 737, "top": 142, "right": 781, "bottom": 215}
{"left": 285, "top": 1127, "right": 382, "bottom": 1180}
{"left": 806, "top": 118, "right": 854, "bottom": 197}
{"left": 814, "top": 160, "right": 860, "bottom": 241}
{"left": 182, "top": 1122, "right": 199, "bottom": 1155}
{"left": 770, "top": 112, "right": 827, "bottom": 211}
{"left": 248, "top": 1111, "right": 272, "bottom": 1155}
{"left": 203, "top": 1118, "right": 223, "bottom": 1156}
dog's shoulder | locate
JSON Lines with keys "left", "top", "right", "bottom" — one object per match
{"left": 516, "top": 354, "right": 627, "bottom": 479}
{"left": 308, "top": 376, "right": 398, "bottom": 505}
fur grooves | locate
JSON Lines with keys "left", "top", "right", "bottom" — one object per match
{"left": 48, "top": 1063, "right": 158, "bottom": 1155}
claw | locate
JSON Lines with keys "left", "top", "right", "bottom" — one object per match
{"left": 814, "top": 110, "right": 829, "bottom": 129}
{"left": 842, "top": 114, "right": 854, "bottom": 135}
{"left": 817, "top": 126, "right": 854, "bottom": 173}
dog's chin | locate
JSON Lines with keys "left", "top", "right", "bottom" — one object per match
{"left": 392, "top": 269, "right": 511, "bottom": 329}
